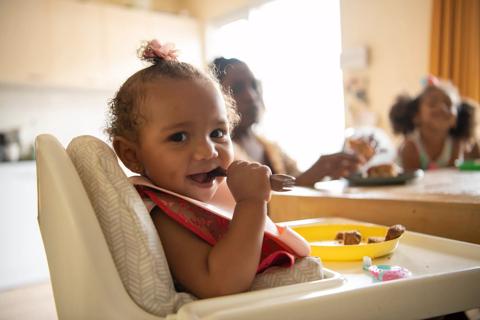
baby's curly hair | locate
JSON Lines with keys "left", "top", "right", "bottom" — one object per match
{"left": 106, "top": 41, "right": 239, "bottom": 142}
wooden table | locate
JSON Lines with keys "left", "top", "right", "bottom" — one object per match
{"left": 269, "top": 169, "right": 480, "bottom": 244}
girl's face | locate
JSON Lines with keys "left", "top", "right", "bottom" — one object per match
{"left": 221, "top": 63, "right": 264, "bottom": 132}
{"left": 417, "top": 87, "right": 457, "bottom": 131}
{"left": 136, "top": 78, "right": 234, "bottom": 202}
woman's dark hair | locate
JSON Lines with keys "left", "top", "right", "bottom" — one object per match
{"left": 106, "top": 45, "right": 238, "bottom": 142}
{"left": 389, "top": 88, "right": 477, "bottom": 140}
{"left": 209, "top": 57, "right": 244, "bottom": 83}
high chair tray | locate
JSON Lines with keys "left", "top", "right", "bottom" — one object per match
{"left": 291, "top": 223, "right": 402, "bottom": 260}
{"left": 176, "top": 218, "right": 480, "bottom": 320}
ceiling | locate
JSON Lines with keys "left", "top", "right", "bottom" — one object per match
{"left": 81, "top": 0, "right": 270, "bottom": 20}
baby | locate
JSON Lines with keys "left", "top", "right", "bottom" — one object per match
{"left": 106, "top": 40, "right": 310, "bottom": 298}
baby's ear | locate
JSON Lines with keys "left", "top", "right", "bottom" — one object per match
{"left": 112, "top": 136, "right": 143, "bottom": 174}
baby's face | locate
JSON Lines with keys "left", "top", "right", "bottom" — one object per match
{"left": 418, "top": 88, "right": 456, "bottom": 131}
{"left": 136, "top": 78, "right": 234, "bottom": 202}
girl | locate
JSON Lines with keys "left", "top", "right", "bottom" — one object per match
{"left": 106, "top": 40, "right": 312, "bottom": 299}
{"left": 389, "top": 77, "right": 479, "bottom": 170}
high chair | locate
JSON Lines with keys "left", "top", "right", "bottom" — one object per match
{"left": 35, "top": 134, "right": 343, "bottom": 320}
{"left": 36, "top": 134, "right": 480, "bottom": 320}
{"left": 36, "top": 134, "right": 169, "bottom": 319}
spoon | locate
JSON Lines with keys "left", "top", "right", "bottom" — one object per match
{"left": 210, "top": 168, "right": 296, "bottom": 192}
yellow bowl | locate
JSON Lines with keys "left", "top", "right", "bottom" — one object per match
{"left": 291, "top": 224, "right": 402, "bottom": 261}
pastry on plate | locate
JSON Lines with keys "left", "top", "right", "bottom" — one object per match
{"left": 367, "top": 163, "right": 401, "bottom": 178}
{"left": 345, "top": 137, "right": 377, "bottom": 161}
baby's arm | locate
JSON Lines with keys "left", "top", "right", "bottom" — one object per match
{"left": 152, "top": 160, "right": 271, "bottom": 298}
{"left": 399, "top": 139, "right": 421, "bottom": 170}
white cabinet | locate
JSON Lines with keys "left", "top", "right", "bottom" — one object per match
{"left": 146, "top": 11, "right": 202, "bottom": 67}
{"left": 101, "top": 6, "right": 203, "bottom": 89}
{"left": 49, "top": 0, "right": 106, "bottom": 88}
{"left": 102, "top": 4, "right": 149, "bottom": 89}
{"left": 0, "top": 0, "right": 201, "bottom": 90}
{"left": 0, "top": 161, "right": 49, "bottom": 290}
{"left": 0, "top": 0, "right": 52, "bottom": 85}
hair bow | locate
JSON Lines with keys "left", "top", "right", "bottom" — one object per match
{"left": 141, "top": 39, "right": 178, "bottom": 61}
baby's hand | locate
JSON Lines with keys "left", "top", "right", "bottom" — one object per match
{"left": 226, "top": 160, "right": 272, "bottom": 203}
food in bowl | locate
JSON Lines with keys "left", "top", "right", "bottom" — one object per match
{"left": 385, "top": 224, "right": 406, "bottom": 241}
{"left": 335, "top": 224, "right": 405, "bottom": 245}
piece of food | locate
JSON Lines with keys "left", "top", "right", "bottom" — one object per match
{"left": 334, "top": 230, "right": 361, "bottom": 244}
{"left": 385, "top": 224, "right": 406, "bottom": 241}
{"left": 334, "top": 224, "right": 406, "bottom": 246}
{"left": 367, "top": 163, "right": 400, "bottom": 178}
{"left": 346, "top": 137, "right": 377, "bottom": 161}
{"left": 343, "top": 231, "right": 362, "bottom": 245}
{"left": 335, "top": 231, "right": 345, "bottom": 241}
{"left": 367, "top": 236, "right": 384, "bottom": 243}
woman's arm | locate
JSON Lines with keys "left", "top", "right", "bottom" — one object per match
{"left": 295, "top": 152, "right": 362, "bottom": 186}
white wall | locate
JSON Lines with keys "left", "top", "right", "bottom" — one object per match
{"left": 0, "top": 85, "right": 113, "bottom": 151}
{"left": 341, "top": 0, "right": 433, "bottom": 138}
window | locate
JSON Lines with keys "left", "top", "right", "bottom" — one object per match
{"left": 207, "top": 0, "right": 345, "bottom": 170}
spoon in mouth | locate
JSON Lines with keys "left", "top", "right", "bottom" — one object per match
{"left": 209, "top": 168, "right": 296, "bottom": 192}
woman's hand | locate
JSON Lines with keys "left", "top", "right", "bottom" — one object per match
{"left": 315, "top": 152, "right": 364, "bottom": 179}
{"left": 226, "top": 160, "right": 272, "bottom": 203}
{"left": 296, "top": 152, "right": 363, "bottom": 186}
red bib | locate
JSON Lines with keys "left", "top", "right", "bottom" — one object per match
{"left": 130, "top": 176, "right": 310, "bottom": 273}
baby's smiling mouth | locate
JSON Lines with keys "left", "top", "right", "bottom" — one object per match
{"left": 187, "top": 167, "right": 224, "bottom": 184}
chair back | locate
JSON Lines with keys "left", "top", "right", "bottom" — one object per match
{"left": 35, "top": 134, "right": 162, "bottom": 320}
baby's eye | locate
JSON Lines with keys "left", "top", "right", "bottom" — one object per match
{"left": 210, "top": 129, "right": 227, "bottom": 139}
{"left": 169, "top": 132, "right": 187, "bottom": 142}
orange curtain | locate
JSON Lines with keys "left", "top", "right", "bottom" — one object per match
{"left": 430, "top": 0, "right": 480, "bottom": 101}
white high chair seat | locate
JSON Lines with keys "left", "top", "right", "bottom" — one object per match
{"left": 36, "top": 134, "right": 175, "bottom": 319}
{"left": 66, "top": 135, "right": 195, "bottom": 316}
{"left": 35, "top": 134, "right": 328, "bottom": 320}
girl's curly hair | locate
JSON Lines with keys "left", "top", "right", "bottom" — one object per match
{"left": 105, "top": 42, "right": 239, "bottom": 142}
{"left": 389, "top": 85, "right": 477, "bottom": 140}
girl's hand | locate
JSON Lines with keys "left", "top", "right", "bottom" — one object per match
{"left": 226, "top": 160, "right": 272, "bottom": 203}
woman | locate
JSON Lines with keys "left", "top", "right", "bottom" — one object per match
{"left": 211, "top": 57, "right": 363, "bottom": 187}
